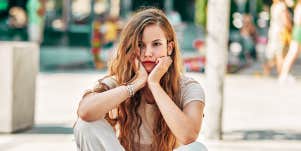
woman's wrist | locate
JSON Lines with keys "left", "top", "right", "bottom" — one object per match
{"left": 132, "top": 79, "right": 146, "bottom": 91}
{"left": 124, "top": 81, "right": 143, "bottom": 98}
{"left": 147, "top": 82, "right": 160, "bottom": 89}
{"left": 147, "top": 82, "right": 161, "bottom": 96}
{"left": 125, "top": 84, "right": 135, "bottom": 97}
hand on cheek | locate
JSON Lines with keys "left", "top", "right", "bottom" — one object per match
{"left": 148, "top": 56, "right": 172, "bottom": 84}
{"left": 132, "top": 58, "right": 148, "bottom": 90}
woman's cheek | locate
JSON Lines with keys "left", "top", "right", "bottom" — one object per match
{"left": 154, "top": 49, "right": 167, "bottom": 58}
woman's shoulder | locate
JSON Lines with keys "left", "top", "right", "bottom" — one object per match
{"left": 179, "top": 75, "right": 201, "bottom": 87}
{"left": 81, "top": 76, "right": 118, "bottom": 98}
{"left": 179, "top": 75, "right": 205, "bottom": 107}
{"left": 97, "top": 75, "right": 118, "bottom": 89}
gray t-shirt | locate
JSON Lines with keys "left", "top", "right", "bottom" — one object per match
{"left": 179, "top": 76, "right": 205, "bottom": 107}
{"left": 99, "top": 75, "right": 205, "bottom": 150}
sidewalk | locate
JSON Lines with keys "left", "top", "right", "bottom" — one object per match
{"left": 0, "top": 71, "right": 301, "bottom": 151}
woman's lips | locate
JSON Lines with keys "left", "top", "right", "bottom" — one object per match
{"left": 142, "top": 61, "right": 156, "bottom": 72}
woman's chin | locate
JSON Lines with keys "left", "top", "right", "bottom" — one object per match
{"left": 142, "top": 62, "right": 156, "bottom": 73}
{"left": 145, "top": 67, "right": 154, "bottom": 73}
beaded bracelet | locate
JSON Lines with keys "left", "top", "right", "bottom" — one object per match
{"left": 126, "top": 84, "right": 135, "bottom": 97}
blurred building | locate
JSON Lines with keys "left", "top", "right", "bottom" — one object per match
{"left": 1, "top": 0, "right": 285, "bottom": 73}
{"left": 0, "top": 0, "right": 199, "bottom": 46}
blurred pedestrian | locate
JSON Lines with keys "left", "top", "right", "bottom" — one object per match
{"left": 264, "top": 0, "right": 292, "bottom": 76}
{"left": 26, "top": 0, "right": 46, "bottom": 44}
{"left": 279, "top": 0, "right": 301, "bottom": 83}
{"left": 91, "top": 18, "right": 105, "bottom": 69}
{"left": 240, "top": 14, "right": 258, "bottom": 62}
{"left": 74, "top": 8, "right": 207, "bottom": 151}
{"left": 103, "top": 16, "right": 119, "bottom": 48}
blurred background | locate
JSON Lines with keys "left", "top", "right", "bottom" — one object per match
{"left": 0, "top": 0, "right": 301, "bottom": 150}
{"left": 1, "top": 0, "right": 299, "bottom": 74}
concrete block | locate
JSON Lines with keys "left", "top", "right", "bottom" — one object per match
{"left": 0, "top": 41, "right": 39, "bottom": 133}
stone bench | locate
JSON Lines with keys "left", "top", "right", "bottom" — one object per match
{"left": 0, "top": 41, "right": 39, "bottom": 133}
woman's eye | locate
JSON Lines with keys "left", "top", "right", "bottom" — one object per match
{"left": 153, "top": 42, "right": 161, "bottom": 47}
{"left": 138, "top": 43, "right": 145, "bottom": 49}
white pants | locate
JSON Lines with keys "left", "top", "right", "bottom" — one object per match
{"left": 74, "top": 118, "right": 208, "bottom": 151}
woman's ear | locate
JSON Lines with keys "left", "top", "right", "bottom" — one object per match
{"left": 167, "top": 41, "right": 174, "bottom": 56}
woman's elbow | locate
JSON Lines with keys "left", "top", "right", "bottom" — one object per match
{"left": 77, "top": 104, "right": 96, "bottom": 122}
{"left": 77, "top": 105, "right": 105, "bottom": 122}
{"left": 181, "top": 131, "right": 199, "bottom": 145}
{"left": 77, "top": 107, "right": 93, "bottom": 122}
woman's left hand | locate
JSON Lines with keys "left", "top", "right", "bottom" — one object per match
{"left": 147, "top": 56, "right": 172, "bottom": 84}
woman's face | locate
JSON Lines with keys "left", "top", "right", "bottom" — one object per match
{"left": 139, "top": 24, "right": 172, "bottom": 73}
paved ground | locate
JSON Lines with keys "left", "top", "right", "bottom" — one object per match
{"left": 1, "top": 63, "right": 301, "bottom": 150}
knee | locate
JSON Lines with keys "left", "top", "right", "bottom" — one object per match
{"left": 74, "top": 119, "right": 95, "bottom": 139}
{"left": 178, "top": 141, "right": 208, "bottom": 151}
{"left": 73, "top": 118, "right": 111, "bottom": 140}
{"left": 74, "top": 118, "right": 110, "bottom": 150}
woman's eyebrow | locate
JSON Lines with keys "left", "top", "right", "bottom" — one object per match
{"left": 152, "top": 39, "right": 163, "bottom": 42}
{"left": 139, "top": 39, "right": 163, "bottom": 44}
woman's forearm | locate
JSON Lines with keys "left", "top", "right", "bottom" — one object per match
{"left": 148, "top": 83, "right": 199, "bottom": 144}
{"left": 77, "top": 78, "right": 144, "bottom": 122}
{"left": 77, "top": 85, "right": 130, "bottom": 122}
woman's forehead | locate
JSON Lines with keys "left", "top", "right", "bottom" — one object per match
{"left": 141, "top": 24, "right": 167, "bottom": 43}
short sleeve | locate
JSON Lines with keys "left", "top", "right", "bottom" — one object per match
{"left": 82, "top": 76, "right": 118, "bottom": 98}
{"left": 99, "top": 76, "right": 118, "bottom": 89}
{"left": 180, "top": 76, "right": 205, "bottom": 108}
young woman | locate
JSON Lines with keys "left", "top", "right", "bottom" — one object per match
{"left": 74, "top": 8, "right": 207, "bottom": 151}
{"left": 279, "top": 0, "right": 301, "bottom": 83}
{"left": 264, "top": 0, "right": 292, "bottom": 76}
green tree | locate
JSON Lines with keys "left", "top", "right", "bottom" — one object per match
{"left": 195, "top": 0, "right": 208, "bottom": 28}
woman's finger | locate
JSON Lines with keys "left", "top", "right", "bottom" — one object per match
{"left": 135, "top": 58, "right": 141, "bottom": 69}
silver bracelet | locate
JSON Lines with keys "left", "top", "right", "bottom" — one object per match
{"left": 126, "top": 84, "right": 135, "bottom": 97}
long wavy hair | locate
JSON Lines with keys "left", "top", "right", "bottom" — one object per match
{"left": 89, "top": 8, "right": 183, "bottom": 151}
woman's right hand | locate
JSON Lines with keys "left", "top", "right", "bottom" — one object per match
{"left": 132, "top": 59, "right": 148, "bottom": 92}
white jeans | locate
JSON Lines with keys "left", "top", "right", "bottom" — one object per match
{"left": 73, "top": 118, "right": 208, "bottom": 151}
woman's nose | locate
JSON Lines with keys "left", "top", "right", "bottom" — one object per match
{"left": 144, "top": 46, "right": 153, "bottom": 57}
